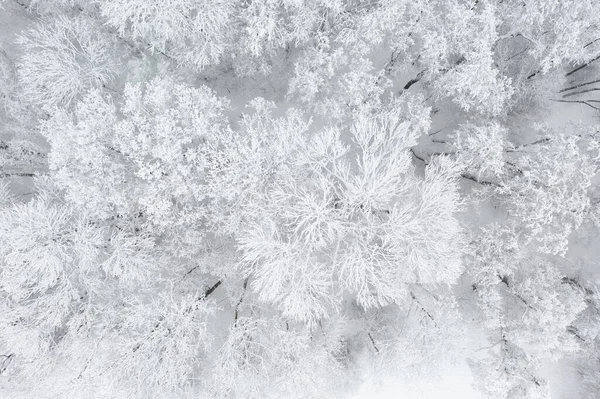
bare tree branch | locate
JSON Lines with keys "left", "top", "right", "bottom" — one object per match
{"left": 563, "top": 88, "right": 600, "bottom": 98}
{"left": 552, "top": 99, "right": 600, "bottom": 111}
{"left": 0, "top": 172, "right": 36, "bottom": 178}
{"left": 565, "top": 54, "right": 600, "bottom": 77}
{"left": 559, "top": 79, "right": 600, "bottom": 93}
{"left": 234, "top": 277, "right": 249, "bottom": 324}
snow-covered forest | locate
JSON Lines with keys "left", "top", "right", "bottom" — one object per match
{"left": 1, "top": 1, "right": 600, "bottom": 398}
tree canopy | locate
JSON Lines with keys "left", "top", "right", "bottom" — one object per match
{"left": 1, "top": 1, "right": 600, "bottom": 398}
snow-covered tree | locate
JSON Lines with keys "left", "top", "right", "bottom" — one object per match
{"left": 200, "top": 96, "right": 465, "bottom": 322}
{"left": 464, "top": 223, "right": 587, "bottom": 397}
{"left": 41, "top": 77, "right": 229, "bottom": 226}
{"left": 98, "top": 0, "right": 235, "bottom": 71}
{"left": 17, "top": 15, "right": 121, "bottom": 109}
{"left": 1, "top": 0, "right": 600, "bottom": 397}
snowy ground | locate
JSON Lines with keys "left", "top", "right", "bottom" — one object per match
{"left": 350, "top": 361, "right": 481, "bottom": 399}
